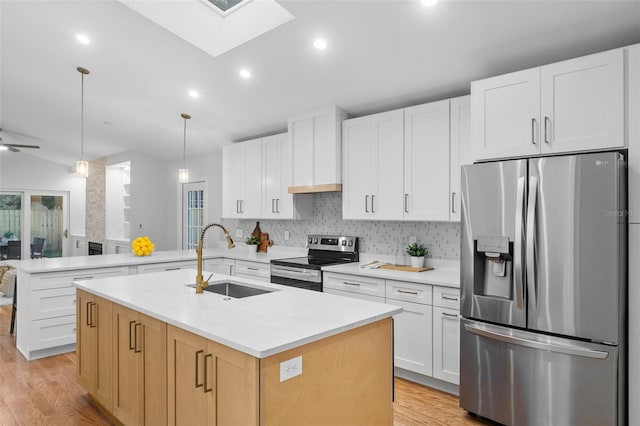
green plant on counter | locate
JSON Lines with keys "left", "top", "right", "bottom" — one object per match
{"left": 406, "top": 242, "right": 427, "bottom": 257}
{"left": 245, "top": 236, "right": 260, "bottom": 245}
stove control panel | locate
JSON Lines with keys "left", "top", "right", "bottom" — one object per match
{"left": 306, "top": 235, "right": 358, "bottom": 252}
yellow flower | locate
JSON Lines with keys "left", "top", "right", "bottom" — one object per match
{"left": 132, "top": 236, "right": 154, "bottom": 256}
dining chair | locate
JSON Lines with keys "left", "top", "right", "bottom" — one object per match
{"left": 6, "top": 241, "right": 21, "bottom": 260}
{"left": 31, "top": 237, "right": 45, "bottom": 259}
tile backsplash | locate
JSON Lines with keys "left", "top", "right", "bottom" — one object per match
{"left": 222, "top": 192, "right": 460, "bottom": 259}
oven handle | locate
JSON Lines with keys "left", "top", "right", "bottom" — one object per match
{"left": 270, "top": 265, "right": 322, "bottom": 283}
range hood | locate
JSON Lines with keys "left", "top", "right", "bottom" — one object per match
{"left": 288, "top": 184, "right": 342, "bottom": 194}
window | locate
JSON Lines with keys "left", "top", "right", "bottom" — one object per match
{"left": 182, "top": 182, "right": 206, "bottom": 250}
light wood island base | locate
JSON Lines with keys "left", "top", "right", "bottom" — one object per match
{"left": 77, "top": 289, "right": 394, "bottom": 425}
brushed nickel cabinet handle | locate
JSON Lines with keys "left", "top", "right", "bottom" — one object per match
{"left": 204, "top": 353, "right": 213, "bottom": 393}
{"left": 371, "top": 195, "right": 375, "bottom": 213}
{"left": 195, "top": 350, "right": 204, "bottom": 389}
{"left": 442, "top": 312, "right": 458, "bottom": 318}
{"left": 343, "top": 281, "right": 361, "bottom": 287}
{"left": 531, "top": 118, "right": 537, "bottom": 145}
{"left": 365, "top": 195, "right": 369, "bottom": 213}
{"left": 442, "top": 295, "right": 459, "bottom": 301}
{"left": 404, "top": 194, "right": 409, "bottom": 213}
{"left": 276, "top": 198, "right": 280, "bottom": 213}
{"left": 544, "top": 116, "right": 550, "bottom": 144}
{"left": 451, "top": 192, "right": 456, "bottom": 214}
{"left": 397, "top": 289, "right": 418, "bottom": 295}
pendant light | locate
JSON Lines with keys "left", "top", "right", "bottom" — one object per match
{"left": 178, "top": 113, "right": 191, "bottom": 183}
{"left": 76, "top": 66, "right": 90, "bottom": 178}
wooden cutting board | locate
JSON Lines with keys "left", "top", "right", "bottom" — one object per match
{"left": 378, "top": 265, "right": 433, "bottom": 272}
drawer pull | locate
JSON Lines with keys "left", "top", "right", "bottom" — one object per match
{"left": 442, "top": 312, "right": 459, "bottom": 318}
{"left": 164, "top": 267, "right": 181, "bottom": 271}
{"left": 343, "top": 281, "right": 361, "bottom": 287}
{"left": 195, "top": 350, "right": 204, "bottom": 389}
{"left": 204, "top": 353, "right": 213, "bottom": 393}
{"left": 90, "top": 303, "right": 97, "bottom": 328}
{"left": 74, "top": 276, "right": 94, "bottom": 281}
{"left": 247, "top": 267, "right": 260, "bottom": 271}
{"left": 129, "top": 320, "right": 136, "bottom": 350}
{"left": 397, "top": 289, "right": 418, "bottom": 295}
{"left": 86, "top": 302, "right": 92, "bottom": 326}
{"left": 134, "top": 323, "right": 142, "bottom": 353}
{"left": 442, "top": 295, "right": 459, "bottom": 302}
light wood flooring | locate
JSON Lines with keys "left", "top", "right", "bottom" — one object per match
{"left": 0, "top": 305, "right": 493, "bottom": 425}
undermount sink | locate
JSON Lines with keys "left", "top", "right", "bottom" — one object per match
{"left": 186, "top": 281, "right": 276, "bottom": 298}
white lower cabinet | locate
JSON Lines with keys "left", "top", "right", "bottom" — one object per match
{"left": 389, "top": 298, "right": 432, "bottom": 376}
{"left": 324, "top": 272, "right": 460, "bottom": 385}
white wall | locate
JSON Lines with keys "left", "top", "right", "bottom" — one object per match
{"left": 164, "top": 149, "right": 224, "bottom": 250}
{"left": 108, "top": 151, "right": 168, "bottom": 250}
{"left": 0, "top": 152, "right": 86, "bottom": 235}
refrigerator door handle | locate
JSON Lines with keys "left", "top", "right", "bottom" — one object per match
{"left": 526, "top": 176, "right": 538, "bottom": 311}
{"left": 514, "top": 176, "right": 526, "bottom": 309}
{"left": 464, "top": 323, "right": 609, "bottom": 359}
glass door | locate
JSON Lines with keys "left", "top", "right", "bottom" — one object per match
{"left": 30, "top": 193, "right": 68, "bottom": 258}
{"left": 0, "top": 192, "right": 23, "bottom": 260}
{"left": 182, "top": 181, "right": 206, "bottom": 250}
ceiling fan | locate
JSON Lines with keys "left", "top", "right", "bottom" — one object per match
{"left": 0, "top": 128, "right": 40, "bottom": 152}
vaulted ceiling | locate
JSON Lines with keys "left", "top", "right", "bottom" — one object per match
{"left": 1, "top": 0, "right": 639, "bottom": 167}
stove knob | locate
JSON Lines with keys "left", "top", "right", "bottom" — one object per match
{"left": 342, "top": 240, "right": 347, "bottom": 246}
{"left": 313, "top": 238, "right": 318, "bottom": 244}
{"left": 308, "top": 238, "right": 313, "bottom": 244}
{"left": 348, "top": 240, "right": 353, "bottom": 246}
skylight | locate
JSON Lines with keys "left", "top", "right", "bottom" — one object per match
{"left": 204, "top": 0, "right": 250, "bottom": 15}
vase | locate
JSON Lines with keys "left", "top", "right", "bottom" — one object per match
{"left": 409, "top": 256, "right": 424, "bottom": 268}
{"left": 247, "top": 244, "right": 258, "bottom": 253}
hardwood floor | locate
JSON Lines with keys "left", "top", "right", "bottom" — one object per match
{"left": 0, "top": 305, "right": 492, "bottom": 425}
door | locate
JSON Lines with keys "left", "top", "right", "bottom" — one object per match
{"left": 432, "top": 306, "right": 460, "bottom": 384}
{"left": 540, "top": 48, "right": 624, "bottom": 154}
{"left": 342, "top": 115, "right": 374, "bottom": 220}
{"left": 30, "top": 192, "right": 68, "bottom": 258}
{"left": 461, "top": 319, "right": 620, "bottom": 426}
{"left": 403, "top": 100, "right": 450, "bottom": 221}
{"left": 182, "top": 181, "right": 205, "bottom": 250}
{"left": 372, "top": 109, "right": 404, "bottom": 220}
{"left": 528, "top": 152, "right": 625, "bottom": 343}
{"left": 460, "top": 160, "right": 527, "bottom": 327}
{"left": 390, "top": 298, "right": 432, "bottom": 376}
{"left": 113, "top": 304, "right": 142, "bottom": 425}
{"left": 471, "top": 68, "right": 540, "bottom": 161}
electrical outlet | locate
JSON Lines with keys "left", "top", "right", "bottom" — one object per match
{"left": 284, "top": 230, "right": 290, "bottom": 241}
{"left": 280, "top": 355, "right": 302, "bottom": 382}
{"left": 409, "top": 236, "right": 417, "bottom": 244}
{"left": 235, "top": 229, "right": 243, "bottom": 238}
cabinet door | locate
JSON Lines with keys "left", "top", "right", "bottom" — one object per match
{"left": 94, "top": 296, "right": 113, "bottom": 411}
{"left": 471, "top": 68, "right": 541, "bottom": 161}
{"left": 404, "top": 100, "right": 451, "bottom": 221}
{"left": 372, "top": 109, "right": 404, "bottom": 220}
{"left": 390, "top": 298, "right": 432, "bottom": 376}
{"left": 289, "top": 114, "right": 314, "bottom": 187}
{"left": 241, "top": 138, "right": 262, "bottom": 218}
{"left": 342, "top": 115, "right": 374, "bottom": 219}
{"left": 167, "top": 325, "right": 211, "bottom": 426}
{"left": 541, "top": 48, "right": 624, "bottom": 154}
{"left": 77, "top": 290, "right": 96, "bottom": 394}
{"left": 140, "top": 314, "right": 167, "bottom": 425}
{"left": 112, "top": 304, "right": 142, "bottom": 426}
{"left": 433, "top": 307, "right": 460, "bottom": 384}
{"left": 629, "top": 44, "right": 640, "bottom": 224}
{"left": 222, "top": 143, "right": 244, "bottom": 218}
{"left": 262, "top": 134, "right": 284, "bottom": 219}
{"left": 449, "top": 96, "right": 471, "bottom": 222}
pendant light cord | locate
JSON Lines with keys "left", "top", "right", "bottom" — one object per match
{"left": 80, "top": 71, "right": 84, "bottom": 160}
{"left": 183, "top": 116, "right": 187, "bottom": 169}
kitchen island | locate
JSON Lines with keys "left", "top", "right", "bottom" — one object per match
{"left": 73, "top": 269, "right": 401, "bottom": 425}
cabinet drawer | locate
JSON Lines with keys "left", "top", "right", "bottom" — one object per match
{"left": 433, "top": 286, "right": 460, "bottom": 309}
{"left": 31, "top": 267, "right": 130, "bottom": 290}
{"left": 386, "top": 280, "right": 432, "bottom": 305}
{"left": 30, "top": 315, "right": 77, "bottom": 350}
{"left": 137, "top": 260, "right": 197, "bottom": 274}
{"left": 235, "top": 260, "right": 270, "bottom": 279}
{"left": 324, "top": 287, "right": 385, "bottom": 303}
{"left": 31, "top": 287, "right": 77, "bottom": 320}
{"left": 323, "top": 273, "right": 385, "bottom": 298}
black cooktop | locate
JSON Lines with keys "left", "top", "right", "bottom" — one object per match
{"left": 271, "top": 256, "right": 353, "bottom": 270}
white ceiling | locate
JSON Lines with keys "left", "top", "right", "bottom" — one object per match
{"left": 1, "top": 0, "right": 639, "bottom": 168}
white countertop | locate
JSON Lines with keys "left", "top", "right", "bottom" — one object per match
{"left": 73, "top": 269, "right": 402, "bottom": 358}
{"left": 8, "top": 246, "right": 306, "bottom": 274}
{"left": 322, "top": 261, "right": 460, "bottom": 288}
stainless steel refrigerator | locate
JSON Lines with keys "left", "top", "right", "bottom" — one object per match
{"left": 460, "top": 151, "right": 626, "bottom": 426}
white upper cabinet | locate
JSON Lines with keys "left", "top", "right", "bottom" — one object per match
{"left": 222, "top": 138, "right": 262, "bottom": 218}
{"left": 262, "top": 133, "right": 312, "bottom": 219}
{"left": 449, "top": 96, "right": 471, "bottom": 222}
{"left": 627, "top": 44, "right": 640, "bottom": 224}
{"left": 404, "top": 99, "right": 451, "bottom": 221}
{"left": 472, "top": 48, "right": 625, "bottom": 161}
{"left": 342, "top": 109, "right": 404, "bottom": 220}
{"left": 540, "top": 49, "right": 623, "bottom": 154}
{"left": 288, "top": 105, "right": 347, "bottom": 193}
{"left": 471, "top": 68, "right": 541, "bottom": 160}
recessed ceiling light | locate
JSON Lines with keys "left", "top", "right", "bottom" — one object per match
{"left": 0, "top": 146, "right": 8, "bottom": 151}
{"left": 313, "top": 38, "right": 327, "bottom": 50}
{"left": 239, "top": 69, "right": 252, "bottom": 79}
{"left": 76, "top": 33, "right": 91, "bottom": 45}
{"left": 188, "top": 90, "right": 200, "bottom": 99}
{"left": 421, "top": 0, "right": 438, "bottom": 6}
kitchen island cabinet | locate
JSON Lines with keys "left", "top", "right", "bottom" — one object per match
{"left": 74, "top": 270, "right": 400, "bottom": 425}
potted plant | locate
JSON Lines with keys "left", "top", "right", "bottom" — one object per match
{"left": 406, "top": 243, "right": 427, "bottom": 268}
{"left": 245, "top": 236, "right": 260, "bottom": 252}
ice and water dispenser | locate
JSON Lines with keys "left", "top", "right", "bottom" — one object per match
{"left": 473, "top": 235, "right": 513, "bottom": 299}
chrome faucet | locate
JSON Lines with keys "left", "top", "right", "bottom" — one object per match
{"left": 195, "top": 223, "right": 235, "bottom": 294}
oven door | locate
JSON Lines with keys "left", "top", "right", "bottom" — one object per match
{"left": 270, "top": 264, "right": 322, "bottom": 292}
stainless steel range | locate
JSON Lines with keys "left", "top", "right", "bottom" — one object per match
{"left": 270, "top": 235, "right": 359, "bottom": 292}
